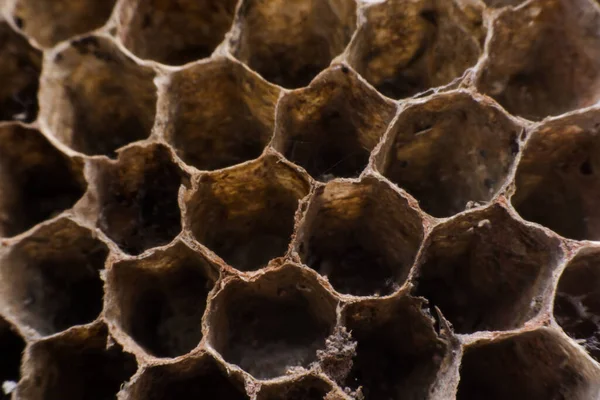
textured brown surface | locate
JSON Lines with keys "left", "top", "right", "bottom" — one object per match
{"left": 0, "top": 0, "right": 600, "bottom": 399}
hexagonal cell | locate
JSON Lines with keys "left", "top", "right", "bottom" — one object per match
{"left": 39, "top": 35, "right": 157, "bottom": 157}
{"left": 271, "top": 65, "right": 396, "bottom": 181}
{"left": 0, "top": 218, "right": 108, "bottom": 337}
{"left": 413, "top": 204, "right": 562, "bottom": 334}
{"left": 0, "top": 317, "right": 25, "bottom": 400}
{"left": 207, "top": 265, "right": 337, "bottom": 379}
{"left": 93, "top": 144, "right": 188, "bottom": 255}
{"left": 104, "top": 241, "right": 218, "bottom": 358}
{"left": 475, "top": 0, "right": 600, "bottom": 120}
{"left": 0, "top": 21, "right": 41, "bottom": 123}
{"left": 10, "top": 0, "right": 116, "bottom": 47}
{"left": 457, "top": 328, "right": 600, "bottom": 400}
{"left": 295, "top": 177, "right": 423, "bottom": 297}
{"left": 123, "top": 353, "right": 249, "bottom": 400}
{"left": 257, "top": 375, "right": 333, "bottom": 400}
{"left": 374, "top": 91, "right": 521, "bottom": 217}
{"left": 345, "top": 0, "right": 482, "bottom": 100}
{"left": 0, "top": 124, "right": 86, "bottom": 238}
{"left": 157, "top": 58, "right": 280, "bottom": 171}
{"left": 116, "top": 0, "right": 238, "bottom": 66}
{"left": 343, "top": 294, "right": 449, "bottom": 400}
{"left": 554, "top": 248, "right": 600, "bottom": 362}
{"left": 185, "top": 154, "right": 310, "bottom": 272}
{"left": 511, "top": 109, "right": 600, "bottom": 241}
{"left": 230, "top": 0, "right": 357, "bottom": 88}
{"left": 17, "top": 323, "right": 137, "bottom": 400}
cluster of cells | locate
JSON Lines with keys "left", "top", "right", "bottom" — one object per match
{"left": 1, "top": 0, "right": 600, "bottom": 399}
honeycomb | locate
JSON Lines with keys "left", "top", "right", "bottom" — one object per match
{"left": 0, "top": 0, "right": 600, "bottom": 398}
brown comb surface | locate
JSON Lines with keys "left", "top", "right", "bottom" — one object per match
{"left": 1, "top": 0, "right": 600, "bottom": 399}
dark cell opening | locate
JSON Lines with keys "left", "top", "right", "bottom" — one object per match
{"left": 97, "top": 145, "right": 187, "bottom": 255}
{"left": 12, "top": 0, "right": 116, "bottom": 47}
{"left": 0, "top": 125, "right": 85, "bottom": 238}
{"left": 187, "top": 156, "right": 309, "bottom": 271}
{"left": 106, "top": 242, "right": 216, "bottom": 358}
{"left": 209, "top": 267, "right": 336, "bottom": 379}
{"left": 414, "top": 205, "right": 561, "bottom": 333}
{"left": 126, "top": 355, "right": 249, "bottom": 400}
{"left": 297, "top": 178, "right": 423, "bottom": 296}
{"left": 457, "top": 329, "right": 597, "bottom": 400}
{"left": 512, "top": 110, "right": 600, "bottom": 240}
{"left": 274, "top": 66, "right": 396, "bottom": 181}
{"left": 554, "top": 249, "right": 600, "bottom": 362}
{"left": 0, "top": 318, "right": 25, "bottom": 400}
{"left": 17, "top": 325, "right": 137, "bottom": 400}
{"left": 345, "top": 296, "right": 448, "bottom": 400}
{"left": 347, "top": 0, "right": 482, "bottom": 99}
{"left": 232, "top": 0, "right": 356, "bottom": 88}
{"left": 0, "top": 23, "right": 41, "bottom": 123}
{"left": 39, "top": 36, "right": 156, "bottom": 157}
{"left": 117, "top": 0, "right": 238, "bottom": 65}
{"left": 376, "top": 92, "right": 521, "bottom": 217}
{"left": 476, "top": 0, "right": 600, "bottom": 120}
{"left": 161, "top": 58, "right": 279, "bottom": 171}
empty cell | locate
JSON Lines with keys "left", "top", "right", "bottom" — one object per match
{"left": 0, "top": 218, "right": 108, "bottom": 337}
{"left": 413, "top": 204, "right": 562, "bottom": 334}
{"left": 345, "top": 0, "right": 482, "bottom": 100}
{"left": 554, "top": 248, "right": 600, "bottom": 362}
{"left": 512, "top": 109, "right": 600, "bottom": 241}
{"left": 10, "top": 0, "right": 116, "bottom": 48}
{"left": 230, "top": 0, "right": 356, "bottom": 88}
{"left": 0, "top": 317, "right": 25, "bottom": 400}
{"left": 257, "top": 375, "right": 333, "bottom": 400}
{"left": 38, "top": 35, "right": 157, "bottom": 157}
{"left": 185, "top": 154, "right": 310, "bottom": 272}
{"left": 123, "top": 354, "right": 249, "bottom": 400}
{"left": 0, "top": 21, "right": 41, "bottom": 123}
{"left": 93, "top": 144, "right": 188, "bottom": 255}
{"left": 0, "top": 124, "right": 86, "bottom": 238}
{"left": 295, "top": 177, "right": 423, "bottom": 297}
{"left": 457, "top": 329, "right": 600, "bottom": 400}
{"left": 207, "top": 265, "right": 337, "bottom": 379}
{"left": 374, "top": 91, "right": 521, "bottom": 218}
{"left": 158, "top": 58, "right": 280, "bottom": 171}
{"left": 272, "top": 65, "right": 396, "bottom": 181}
{"left": 475, "top": 0, "right": 600, "bottom": 120}
{"left": 105, "top": 241, "right": 218, "bottom": 358}
{"left": 116, "top": 0, "right": 238, "bottom": 65}
{"left": 17, "top": 323, "right": 137, "bottom": 400}
{"left": 343, "top": 294, "right": 449, "bottom": 400}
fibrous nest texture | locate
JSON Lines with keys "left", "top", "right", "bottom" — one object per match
{"left": 1, "top": 0, "right": 600, "bottom": 399}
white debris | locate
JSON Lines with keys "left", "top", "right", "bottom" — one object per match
{"left": 2, "top": 380, "right": 17, "bottom": 395}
